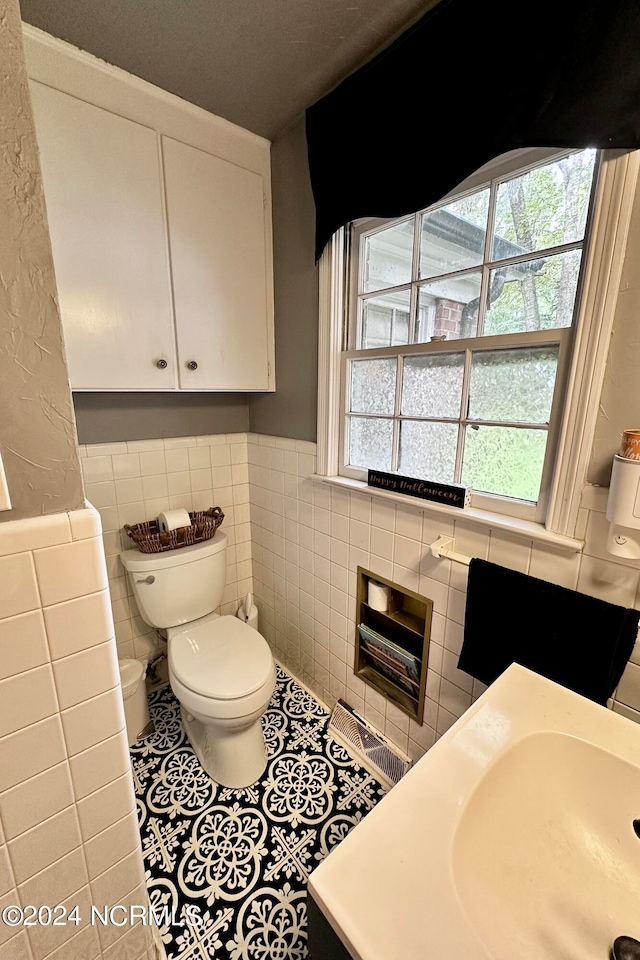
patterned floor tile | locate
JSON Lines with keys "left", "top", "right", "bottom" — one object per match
{"left": 131, "top": 666, "right": 387, "bottom": 959}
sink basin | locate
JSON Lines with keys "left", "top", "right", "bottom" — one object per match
{"left": 453, "top": 731, "right": 640, "bottom": 958}
{"left": 308, "top": 664, "right": 640, "bottom": 960}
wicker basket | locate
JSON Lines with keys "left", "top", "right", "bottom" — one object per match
{"left": 124, "top": 507, "right": 224, "bottom": 554}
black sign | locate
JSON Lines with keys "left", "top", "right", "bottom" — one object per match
{"left": 367, "top": 470, "right": 469, "bottom": 509}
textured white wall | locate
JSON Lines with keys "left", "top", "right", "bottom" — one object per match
{"left": 0, "top": 0, "right": 83, "bottom": 522}
{"left": 591, "top": 183, "right": 640, "bottom": 485}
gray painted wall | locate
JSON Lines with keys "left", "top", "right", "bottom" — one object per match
{"left": 74, "top": 392, "right": 249, "bottom": 444}
{"left": 0, "top": 0, "right": 84, "bottom": 522}
{"left": 589, "top": 183, "right": 640, "bottom": 486}
{"left": 248, "top": 116, "right": 319, "bottom": 442}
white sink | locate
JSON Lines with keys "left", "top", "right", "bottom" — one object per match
{"left": 454, "top": 731, "right": 640, "bottom": 957}
{"left": 309, "top": 664, "right": 640, "bottom": 959}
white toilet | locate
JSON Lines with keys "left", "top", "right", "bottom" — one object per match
{"left": 120, "top": 532, "right": 276, "bottom": 787}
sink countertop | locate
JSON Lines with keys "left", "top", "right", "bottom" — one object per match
{"left": 308, "top": 664, "right": 640, "bottom": 960}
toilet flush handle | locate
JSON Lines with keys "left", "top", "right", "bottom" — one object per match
{"left": 136, "top": 575, "right": 155, "bottom": 585}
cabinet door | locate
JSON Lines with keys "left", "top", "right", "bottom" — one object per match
{"left": 162, "top": 136, "right": 271, "bottom": 390}
{"left": 30, "top": 83, "right": 176, "bottom": 390}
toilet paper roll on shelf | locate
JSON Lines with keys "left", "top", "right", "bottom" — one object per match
{"left": 367, "top": 579, "right": 390, "bottom": 613}
{"left": 158, "top": 508, "right": 191, "bottom": 532}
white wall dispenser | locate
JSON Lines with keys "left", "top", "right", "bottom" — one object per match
{"left": 606, "top": 454, "right": 640, "bottom": 559}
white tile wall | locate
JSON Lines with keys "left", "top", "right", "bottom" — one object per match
{"left": 248, "top": 434, "right": 640, "bottom": 764}
{"left": 0, "top": 509, "right": 154, "bottom": 960}
{"left": 79, "top": 428, "right": 640, "bottom": 773}
{"left": 79, "top": 433, "right": 253, "bottom": 662}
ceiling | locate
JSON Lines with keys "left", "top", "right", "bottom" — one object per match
{"left": 20, "top": 0, "right": 434, "bottom": 141}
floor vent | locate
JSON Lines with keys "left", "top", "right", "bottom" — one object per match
{"left": 328, "top": 699, "right": 412, "bottom": 789}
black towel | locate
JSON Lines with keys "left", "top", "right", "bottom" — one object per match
{"left": 457, "top": 559, "right": 639, "bottom": 706}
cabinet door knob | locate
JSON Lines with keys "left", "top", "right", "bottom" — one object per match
{"left": 187, "top": 360, "right": 198, "bottom": 371}
{"left": 156, "top": 359, "right": 168, "bottom": 369}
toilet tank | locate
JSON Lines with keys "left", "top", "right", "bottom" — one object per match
{"left": 120, "top": 532, "right": 227, "bottom": 629}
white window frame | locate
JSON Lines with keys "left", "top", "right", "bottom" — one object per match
{"left": 316, "top": 148, "right": 639, "bottom": 545}
{"left": 340, "top": 331, "right": 571, "bottom": 523}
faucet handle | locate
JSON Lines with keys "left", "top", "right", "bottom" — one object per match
{"left": 612, "top": 936, "right": 640, "bottom": 960}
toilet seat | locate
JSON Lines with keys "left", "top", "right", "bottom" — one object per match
{"left": 168, "top": 614, "right": 276, "bottom": 720}
{"left": 170, "top": 614, "right": 273, "bottom": 699}
{"left": 169, "top": 663, "right": 276, "bottom": 721}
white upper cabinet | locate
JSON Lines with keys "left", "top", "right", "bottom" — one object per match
{"left": 163, "top": 137, "right": 271, "bottom": 390}
{"left": 30, "top": 84, "right": 176, "bottom": 390}
{"left": 23, "top": 25, "right": 275, "bottom": 393}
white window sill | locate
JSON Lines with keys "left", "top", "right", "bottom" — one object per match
{"left": 311, "top": 474, "right": 584, "bottom": 554}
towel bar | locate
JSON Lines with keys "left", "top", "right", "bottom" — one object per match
{"left": 430, "top": 535, "right": 472, "bottom": 566}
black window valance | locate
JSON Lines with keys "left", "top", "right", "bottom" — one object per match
{"left": 306, "top": 0, "right": 640, "bottom": 262}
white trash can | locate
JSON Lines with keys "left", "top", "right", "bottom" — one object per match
{"left": 119, "top": 658, "right": 151, "bottom": 746}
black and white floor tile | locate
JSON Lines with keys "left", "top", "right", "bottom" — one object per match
{"left": 131, "top": 666, "right": 388, "bottom": 960}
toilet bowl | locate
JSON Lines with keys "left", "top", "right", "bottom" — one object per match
{"left": 120, "top": 532, "right": 276, "bottom": 787}
{"left": 168, "top": 613, "right": 276, "bottom": 787}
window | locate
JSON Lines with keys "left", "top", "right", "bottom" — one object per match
{"left": 318, "top": 150, "right": 639, "bottom": 549}
{"left": 339, "top": 149, "right": 600, "bottom": 521}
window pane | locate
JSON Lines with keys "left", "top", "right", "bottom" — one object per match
{"left": 348, "top": 417, "right": 393, "bottom": 470}
{"left": 469, "top": 346, "right": 558, "bottom": 423}
{"left": 420, "top": 189, "right": 489, "bottom": 280}
{"left": 483, "top": 249, "right": 582, "bottom": 335}
{"left": 493, "top": 150, "right": 596, "bottom": 259}
{"left": 360, "top": 289, "right": 411, "bottom": 349}
{"left": 402, "top": 353, "right": 464, "bottom": 419}
{"left": 362, "top": 220, "right": 414, "bottom": 293}
{"left": 462, "top": 425, "right": 547, "bottom": 501}
{"left": 350, "top": 359, "right": 396, "bottom": 415}
{"left": 416, "top": 271, "right": 481, "bottom": 342}
{"left": 398, "top": 420, "right": 458, "bottom": 483}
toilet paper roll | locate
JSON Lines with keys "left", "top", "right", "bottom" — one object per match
{"left": 158, "top": 508, "right": 191, "bottom": 532}
{"left": 367, "top": 579, "right": 390, "bottom": 612}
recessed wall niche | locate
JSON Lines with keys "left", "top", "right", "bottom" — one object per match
{"left": 355, "top": 567, "right": 432, "bottom": 722}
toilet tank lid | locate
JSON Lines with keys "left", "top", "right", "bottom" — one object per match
{"left": 120, "top": 531, "right": 227, "bottom": 572}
